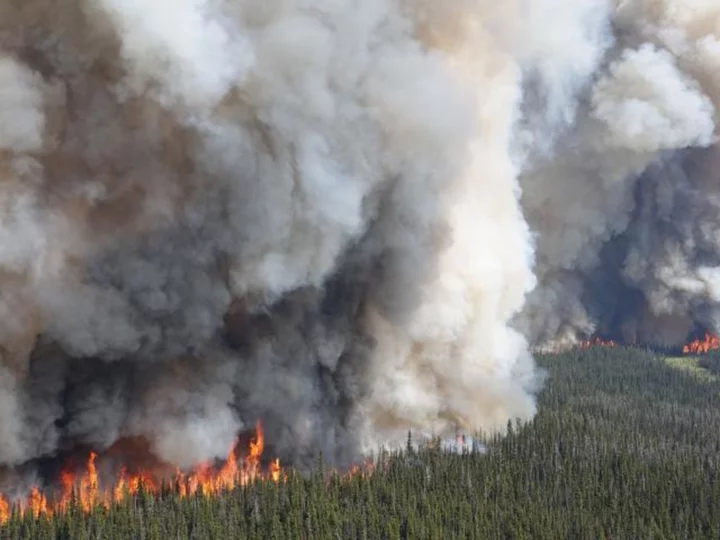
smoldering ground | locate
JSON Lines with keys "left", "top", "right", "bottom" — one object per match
{"left": 0, "top": 0, "right": 718, "bottom": 485}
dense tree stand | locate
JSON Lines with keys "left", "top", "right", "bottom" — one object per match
{"left": 2, "top": 347, "right": 719, "bottom": 539}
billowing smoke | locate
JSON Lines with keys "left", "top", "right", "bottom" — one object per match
{"left": 0, "top": 0, "right": 718, "bottom": 481}
{"left": 516, "top": 0, "right": 720, "bottom": 350}
{"left": 0, "top": 0, "right": 539, "bottom": 475}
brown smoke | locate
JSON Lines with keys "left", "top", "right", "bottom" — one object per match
{"left": 0, "top": 0, "right": 541, "bottom": 482}
{"left": 1, "top": 0, "right": 718, "bottom": 490}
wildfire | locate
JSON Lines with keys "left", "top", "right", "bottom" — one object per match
{"left": 683, "top": 333, "right": 720, "bottom": 355}
{"left": 577, "top": 332, "right": 720, "bottom": 355}
{"left": 579, "top": 337, "right": 616, "bottom": 349}
{"left": 0, "top": 421, "right": 283, "bottom": 524}
{"left": 574, "top": 330, "right": 720, "bottom": 356}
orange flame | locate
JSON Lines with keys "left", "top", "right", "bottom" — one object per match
{"left": 324, "top": 458, "right": 377, "bottom": 486}
{"left": 270, "top": 458, "right": 281, "bottom": 483}
{"left": 579, "top": 337, "right": 616, "bottom": 349}
{"left": 28, "top": 488, "right": 49, "bottom": 519}
{"left": 683, "top": 333, "right": 720, "bottom": 355}
{"left": 578, "top": 332, "right": 720, "bottom": 355}
{"left": 0, "top": 495, "right": 8, "bottom": 524}
{"left": 0, "top": 420, "right": 282, "bottom": 525}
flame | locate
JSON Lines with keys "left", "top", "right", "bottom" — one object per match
{"left": 577, "top": 332, "right": 720, "bottom": 355}
{"left": 0, "top": 420, "right": 283, "bottom": 524}
{"left": 322, "top": 457, "right": 377, "bottom": 486}
{"left": 578, "top": 337, "right": 616, "bottom": 349}
{"left": 28, "top": 488, "right": 49, "bottom": 519}
{"left": 0, "top": 496, "right": 8, "bottom": 524}
{"left": 343, "top": 459, "right": 377, "bottom": 482}
{"left": 683, "top": 333, "right": 720, "bottom": 355}
{"left": 270, "top": 458, "right": 281, "bottom": 482}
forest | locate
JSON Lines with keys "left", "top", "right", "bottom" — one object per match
{"left": 2, "top": 345, "right": 719, "bottom": 539}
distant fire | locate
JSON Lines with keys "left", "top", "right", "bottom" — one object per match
{"left": 578, "top": 337, "right": 616, "bottom": 349}
{"left": 683, "top": 333, "right": 720, "bottom": 355}
{"left": 576, "top": 331, "right": 720, "bottom": 356}
{"left": 0, "top": 421, "right": 282, "bottom": 524}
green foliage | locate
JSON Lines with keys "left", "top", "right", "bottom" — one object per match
{"left": 697, "top": 351, "right": 720, "bottom": 377}
{"left": 665, "top": 355, "right": 719, "bottom": 382}
{"left": 2, "top": 346, "right": 719, "bottom": 539}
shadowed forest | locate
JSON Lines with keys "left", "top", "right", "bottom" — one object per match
{"left": 2, "top": 346, "right": 719, "bottom": 540}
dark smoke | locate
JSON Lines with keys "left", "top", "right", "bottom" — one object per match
{"left": 517, "top": 1, "right": 720, "bottom": 351}
{"left": 1, "top": 0, "right": 720, "bottom": 491}
{"left": 0, "top": 0, "right": 541, "bottom": 485}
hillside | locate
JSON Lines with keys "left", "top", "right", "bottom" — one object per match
{"left": 3, "top": 346, "right": 720, "bottom": 540}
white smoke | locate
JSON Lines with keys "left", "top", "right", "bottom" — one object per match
{"left": 517, "top": 0, "right": 720, "bottom": 349}
{"left": 0, "top": 0, "right": 718, "bottom": 474}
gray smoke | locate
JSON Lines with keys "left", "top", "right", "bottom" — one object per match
{"left": 516, "top": 0, "right": 720, "bottom": 351}
{"left": 0, "top": 0, "right": 539, "bottom": 473}
{"left": 0, "top": 0, "right": 718, "bottom": 478}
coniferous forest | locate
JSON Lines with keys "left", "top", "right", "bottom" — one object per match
{"left": 2, "top": 346, "right": 720, "bottom": 539}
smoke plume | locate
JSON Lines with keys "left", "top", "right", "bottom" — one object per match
{"left": 0, "top": 0, "right": 718, "bottom": 480}
{"left": 516, "top": 0, "right": 720, "bottom": 350}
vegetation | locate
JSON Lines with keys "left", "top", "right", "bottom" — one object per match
{"left": 665, "top": 354, "right": 719, "bottom": 382}
{"left": 2, "top": 346, "right": 720, "bottom": 539}
{"left": 698, "top": 351, "right": 720, "bottom": 377}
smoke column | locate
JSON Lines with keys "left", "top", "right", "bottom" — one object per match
{"left": 516, "top": 0, "right": 720, "bottom": 350}
{"left": 0, "top": 0, "right": 718, "bottom": 482}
